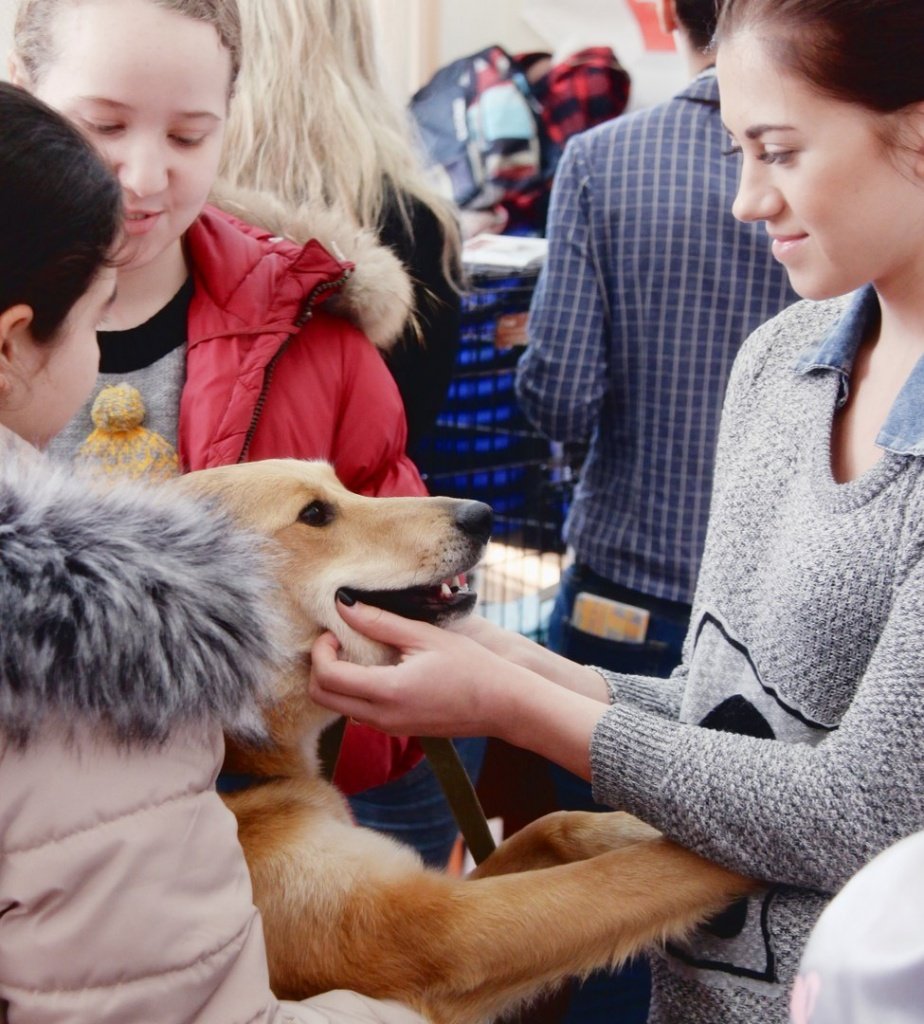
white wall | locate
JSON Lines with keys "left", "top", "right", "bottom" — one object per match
{"left": 372, "top": 0, "right": 549, "bottom": 100}
{"left": 437, "top": 1, "right": 548, "bottom": 68}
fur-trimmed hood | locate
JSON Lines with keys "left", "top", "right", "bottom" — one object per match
{"left": 208, "top": 180, "right": 413, "bottom": 351}
{"left": 0, "top": 451, "right": 281, "bottom": 747}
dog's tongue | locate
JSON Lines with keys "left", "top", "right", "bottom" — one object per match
{"left": 338, "top": 578, "right": 474, "bottom": 623}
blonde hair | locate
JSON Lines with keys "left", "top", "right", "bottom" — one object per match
{"left": 14, "top": 0, "right": 243, "bottom": 89}
{"left": 220, "top": 0, "right": 461, "bottom": 282}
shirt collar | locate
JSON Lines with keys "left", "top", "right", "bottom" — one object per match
{"left": 794, "top": 286, "right": 924, "bottom": 456}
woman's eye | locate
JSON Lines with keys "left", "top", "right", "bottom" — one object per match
{"left": 759, "top": 150, "right": 795, "bottom": 166}
{"left": 92, "top": 123, "right": 123, "bottom": 136}
{"left": 298, "top": 501, "right": 334, "bottom": 527}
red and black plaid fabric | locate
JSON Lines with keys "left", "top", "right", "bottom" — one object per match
{"left": 519, "top": 47, "right": 632, "bottom": 148}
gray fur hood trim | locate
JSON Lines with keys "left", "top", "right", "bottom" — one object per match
{"left": 0, "top": 454, "right": 281, "bottom": 747}
{"left": 208, "top": 180, "right": 413, "bottom": 351}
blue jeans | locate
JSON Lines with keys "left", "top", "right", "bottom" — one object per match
{"left": 548, "top": 563, "right": 691, "bottom": 1024}
{"left": 349, "top": 736, "right": 488, "bottom": 868}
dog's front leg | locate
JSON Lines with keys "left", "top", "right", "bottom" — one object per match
{"left": 426, "top": 838, "right": 757, "bottom": 1023}
{"left": 272, "top": 833, "right": 757, "bottom": 1024}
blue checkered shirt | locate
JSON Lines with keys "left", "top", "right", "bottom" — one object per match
{"left": 516, "top": 67, "right": 799, "bottom": 604}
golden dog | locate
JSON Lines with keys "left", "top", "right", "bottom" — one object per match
{"left": 177, "top": 459, "right": 757, "bottom": 1024}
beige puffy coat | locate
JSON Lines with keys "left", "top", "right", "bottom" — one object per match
{"left": 0, "top": 455, "right": 424, "bottom": 1024}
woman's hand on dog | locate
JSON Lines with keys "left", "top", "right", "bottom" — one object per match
{"left": 310, "top": 601, "right": 514, "bottom": 738}
{"left": 448, "top": 614, "right": 611, "bottom": 701}
{"left": 309, "top": 598, "right": 609, "bottom": 780}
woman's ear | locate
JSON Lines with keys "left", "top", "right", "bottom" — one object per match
{"left": 655, "top": 0, "right": 679, "bottom": 36}
{"left": 0, "top": 304, "right": 37, "bottom": 399}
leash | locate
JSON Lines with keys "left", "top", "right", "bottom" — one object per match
{"left": 419, "top": 735, "right": 497, "bottom": 865}
{"left": 319, "top": 718, "right": 497, "bottom": 865}
{"left": 317, "top": 715, "right": 348, "bottom": 780}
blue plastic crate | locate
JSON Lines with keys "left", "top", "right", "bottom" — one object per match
{"left": 445, "top": 370, "right": 516, "bottom": 406}
{"left": 442, "top": 464, "right": 527, "bottom": 495}
{"left": 415, "top": 428, "right": 551, "bottom": 478}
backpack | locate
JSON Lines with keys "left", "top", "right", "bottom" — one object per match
{"left": 409, "top": 45, "right": 553, "bottom": 230}
{"left": 517, "top": 46, "right": 631, "bottom": 148}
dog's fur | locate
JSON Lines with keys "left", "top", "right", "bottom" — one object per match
{"left": 177, "top": 459, "right": 758, "bottom": 1024}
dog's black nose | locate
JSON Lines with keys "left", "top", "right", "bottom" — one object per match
{"left": 455, "top": 501, "right": 493, "bottom": 543}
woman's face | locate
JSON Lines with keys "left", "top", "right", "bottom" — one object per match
{"left": 1, "top": 268, "right": 117, "bottom": 448}
{"left": 28, "top": 0, "right": 232, "bottom": 281}
{"left": 718, "top": 29, "right": 924, "bottom": 303}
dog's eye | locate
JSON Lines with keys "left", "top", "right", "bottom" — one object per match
{"left": 298, "top": 500, "right": 335, "bottom": 527}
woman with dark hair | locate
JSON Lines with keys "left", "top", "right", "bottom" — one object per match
{"left": 309, "top": 2, "right": 924, "bottom": 1021}
{"left": 0, "top": 83, "right": 120, "bottom": 354}
{"left": 0, "top": 79, "right": 425, "bottom": 1024}
{"left": 0, "top": 80, "right": 119, "bottom": 447}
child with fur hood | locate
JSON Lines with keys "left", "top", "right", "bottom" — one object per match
{"left": 0, "top": 81, "right": 425, "bottom": 1024}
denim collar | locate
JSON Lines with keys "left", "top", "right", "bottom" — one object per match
{"left": 794, "top": 286, "right": 924, "bottom": 455}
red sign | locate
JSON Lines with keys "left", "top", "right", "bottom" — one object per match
{"left": 625, "top": 0, "right": 676, "bottom": 52}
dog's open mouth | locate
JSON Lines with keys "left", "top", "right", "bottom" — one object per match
{"left": 339, "top": 575, "right": 476, "bottom": 625}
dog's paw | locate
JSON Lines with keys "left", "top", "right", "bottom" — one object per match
{"left": 470, "top": 811, "right": 665, "bottom": 879}
{"left": 579, "top": 810, "right": 662, "bottom": 849}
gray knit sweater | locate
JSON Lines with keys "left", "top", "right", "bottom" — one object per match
{"left": 590, "top": 290, "right": 924, "bottom": 1023}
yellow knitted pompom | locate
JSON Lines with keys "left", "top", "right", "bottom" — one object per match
{"left": 77, "top": 383, "right": 179, "bottom": 480}
{"left": 89, "top": 381, "right": 146, "bottom": 432}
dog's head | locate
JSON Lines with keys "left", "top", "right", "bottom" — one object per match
{"left": 175, "top": 459, "right": 492, "bottom": 668}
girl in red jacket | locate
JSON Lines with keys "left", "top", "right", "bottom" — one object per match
{"left": 10, "top": 0, "right": 425, "bottom": 796}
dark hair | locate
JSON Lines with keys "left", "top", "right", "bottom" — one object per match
{"left": 716, "top": 0, "right": 924, "bottom": 112}
{"left": 676, "top": 0, "right": 721, "bottom": 51}
{"left": 0, "top": 82, "right": 122, "bottom": 343}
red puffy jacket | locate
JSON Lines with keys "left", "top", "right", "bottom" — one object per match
{"left": 181, "top": 206, "right": 425, "bottom": 793}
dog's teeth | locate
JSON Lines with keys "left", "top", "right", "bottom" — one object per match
{"left": 441, "top": 582, "right": 453, "bottom": 599}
